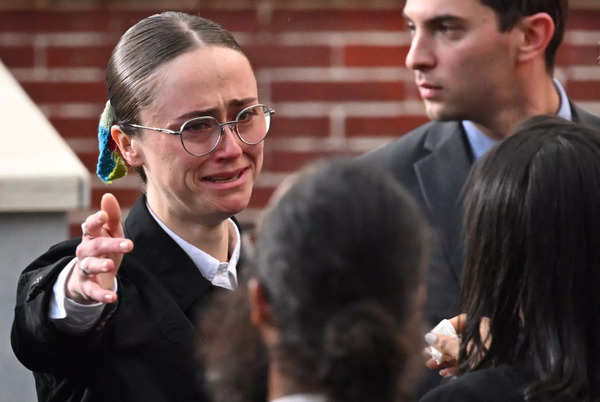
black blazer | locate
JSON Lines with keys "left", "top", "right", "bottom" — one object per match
{"left": 11, "top": 195, "right": 235, "bottom": 402}
{"left": 419, "top": 364, "right": 534, "bottom": 402}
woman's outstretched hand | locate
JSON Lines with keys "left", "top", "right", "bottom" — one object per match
{"left": 66, "top": 193, "right": 133, "bottom": 304}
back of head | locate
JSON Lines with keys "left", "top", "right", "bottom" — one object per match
{"left": 256, "top": 159, "right": 429, "bottom": 402}
{"left": 460, "top": 116, "right": 600, "bottom": 401}
{"left": 480, "top": 0, "right": 568, "bottom": 71}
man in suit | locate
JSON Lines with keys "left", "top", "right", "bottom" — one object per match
{"left": 360, "top": 0, "right": 600, "bottom": 392}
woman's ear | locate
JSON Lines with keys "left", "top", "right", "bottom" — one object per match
{"left": 516, "top": 12, "right": 555, "bottom": 66}
{"left": 111, "top": 125, "right": 144, "bottom": 167}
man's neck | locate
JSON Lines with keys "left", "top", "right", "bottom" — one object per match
{"left": 267, "top": 359, "right": 319, "bottom": 401}
{"left": 474, "top": 75, "right": 560, "bottom": 140}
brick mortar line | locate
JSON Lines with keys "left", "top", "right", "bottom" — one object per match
{"left": 1, "top": 1, "right": 599, "bottom": 10}
{"left": 0, "top": 30, "right": 596, "bottom": 48}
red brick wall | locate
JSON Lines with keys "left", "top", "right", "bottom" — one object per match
{"left": 0, "top": 1, "right": 599, "bottom": 235}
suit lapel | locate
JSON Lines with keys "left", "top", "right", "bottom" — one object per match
{"left": 572, "top": 102, "right": 600, "bottom": 129}
{"left": 411, "top": 104, "right": 599, "bottom": 282}
{"left": 414, "top": 122, "right": 473, "bottom": 279}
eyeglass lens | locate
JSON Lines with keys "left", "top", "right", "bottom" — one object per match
{"left": 180, "top": 104, "right": 271, "bottom": 156}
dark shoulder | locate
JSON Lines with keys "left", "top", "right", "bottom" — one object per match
{"left": 419, "top": 365, "right": 531, "bottom": 402}
{"left": 572, "top": 103, "right": 600, "bottom": 130}
{"left": 358, "top": 120, "right": 457, "bottom": 170}
{"left": 359, "top": 121, "right": 433, "bottom": 166}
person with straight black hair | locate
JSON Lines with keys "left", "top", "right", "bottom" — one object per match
{"left": 421, "top": 116, "right": 600, "bottom": 402}
{"left": 11, "top": 11, "right": 273, "bottom": 402}
{"left": 200, "top": 159, "right": 430, "bottom": 402}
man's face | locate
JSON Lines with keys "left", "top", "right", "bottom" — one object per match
{"left": 404, "top": 0, "right": 521, "bottom": 124}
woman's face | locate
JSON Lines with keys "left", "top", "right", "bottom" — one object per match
{"left": 133, "top": 46, "right": 263, "bottom": 226}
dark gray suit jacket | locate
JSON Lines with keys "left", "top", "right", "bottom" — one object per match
{"left": 361, "top": 104, "right": 600, "bottom": 328}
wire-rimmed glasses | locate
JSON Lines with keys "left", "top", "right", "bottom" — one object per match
{"left": 125, "top": 104, "right": 275, "bottom": 157}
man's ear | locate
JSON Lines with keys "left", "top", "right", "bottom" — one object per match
{"left": 111, "top": 125, "right": 144, "bottom": 167}
{"left": 516, "top": 12, "right": 555, "bottom": 65}
{"left": 248, "top": 278, "right": 272, "bottom": 326}
{"left": 248, "top": 278, "right": 279, "bottom": 345}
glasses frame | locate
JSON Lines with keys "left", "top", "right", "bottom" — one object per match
{"left": 124, "top": 103, "right": 275, "bottom": 157}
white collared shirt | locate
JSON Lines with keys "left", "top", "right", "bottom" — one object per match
{"left": 147, "top": 205, "right": 239, "bottom": 290}
{"left": 270, "top": 394, "right": 327, "bottom": 402}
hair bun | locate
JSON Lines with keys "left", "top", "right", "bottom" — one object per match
{"left": 319, "top": 302, "right": 403, "bottom": 402}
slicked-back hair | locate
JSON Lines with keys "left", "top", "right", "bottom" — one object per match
{"left": 460, "top": 116, "right": 600, "bottom": 401}
{"left": 480, "top": 0, "right": 568, "bottom": 71}
{"left": 106, "top": 11, "right": 244, "bottom": 182}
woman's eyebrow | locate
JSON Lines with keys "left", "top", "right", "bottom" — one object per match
{"left": 171, "top": 98, "right": 259, "bottom": 123}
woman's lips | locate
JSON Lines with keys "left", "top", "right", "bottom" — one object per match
{"left": 201, "top": 167, "right": 249, "bottom": 188}
{"left": 204, "top": 170, "right": 244, "bottom": 183}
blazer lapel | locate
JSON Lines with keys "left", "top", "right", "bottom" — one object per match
{"left": 123, "top": 195, "right": 213, "bottom": 319}
{"left": 414, "top": 123, "right": 473, "bottom": 279}
{"left": 572, "top": 101, "right": 600, "bottom": 129}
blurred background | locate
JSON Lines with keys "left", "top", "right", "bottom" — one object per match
{"left": 1, "top": 0, "right": 599, "bottom": 232}
{"left": 0, "top": 0, "right": 598, "bottom": 400}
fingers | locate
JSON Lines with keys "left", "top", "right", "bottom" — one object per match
{"left": 423, "top": 334, "right": 460, "bottom": 377}
{"left": 425, "top": 332, "right": 460, "bottom": 361}
{"left": 449, "top": 313, "right": 467, "bottom": 332}
{"left": 425, "top": 356, "right": 441, "bottom": 370}
{"left": 435, "top": 334, "right": 460, "bottom": 359}
{"left": 76, "top": 237, "right": 133, "bottom": 261}
{"left": 439, "top": 366, "right": 459, "bottom": 378}
{"left": 77, "top": 257, "right": 115, "bottom": 276}
{"left": 67, "top": 258, "right": 119, "bottom": 304}
{"left": 68, "top": 194, "right": 127, "bottom": 305}
{"left": 423, "top": 316, "right": 466, "bottom": 378}
{"left": 80, "top": 193, "right": 123, "bottom": 240}
{"left": 100, "top": 193, "right": 123, "bottom": 237}
{"left": 424, "top": 333, "right": 459, "bottom": 364}
{"left": 81, "top": 210, "right": 109, "bottom": 240}
{"left": 80, "top": 279, "right": 117, "bottom": 304}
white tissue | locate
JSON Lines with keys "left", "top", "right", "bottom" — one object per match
{"left": 427, "top": 319, "right": 458, "bottom": 364}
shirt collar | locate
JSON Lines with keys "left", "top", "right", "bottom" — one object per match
{"left": 463, "top": 78, "right": 572, "bottom": 160}
{"left": 554, "top": 78, "right": 572, "bottom": 121}
{"left": 146, "top": 204, "right": 240, "bottom": 290}
{"left": 270, "top": 394, "right": 327, "bottom": 402}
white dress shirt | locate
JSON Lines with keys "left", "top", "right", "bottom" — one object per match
{"left": 270, "top": 394, "right": 327, "bottom": 402}
{"left": 147, "top": 206, "right": 240, "bottom": 290}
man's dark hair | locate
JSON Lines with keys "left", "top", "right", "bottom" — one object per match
{"left": 481, "top": 0, "right": 568, "bottom": 71}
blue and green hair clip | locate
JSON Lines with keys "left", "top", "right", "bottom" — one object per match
{"left": 96, "top": 100, "right": 128, "bottom": 183}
